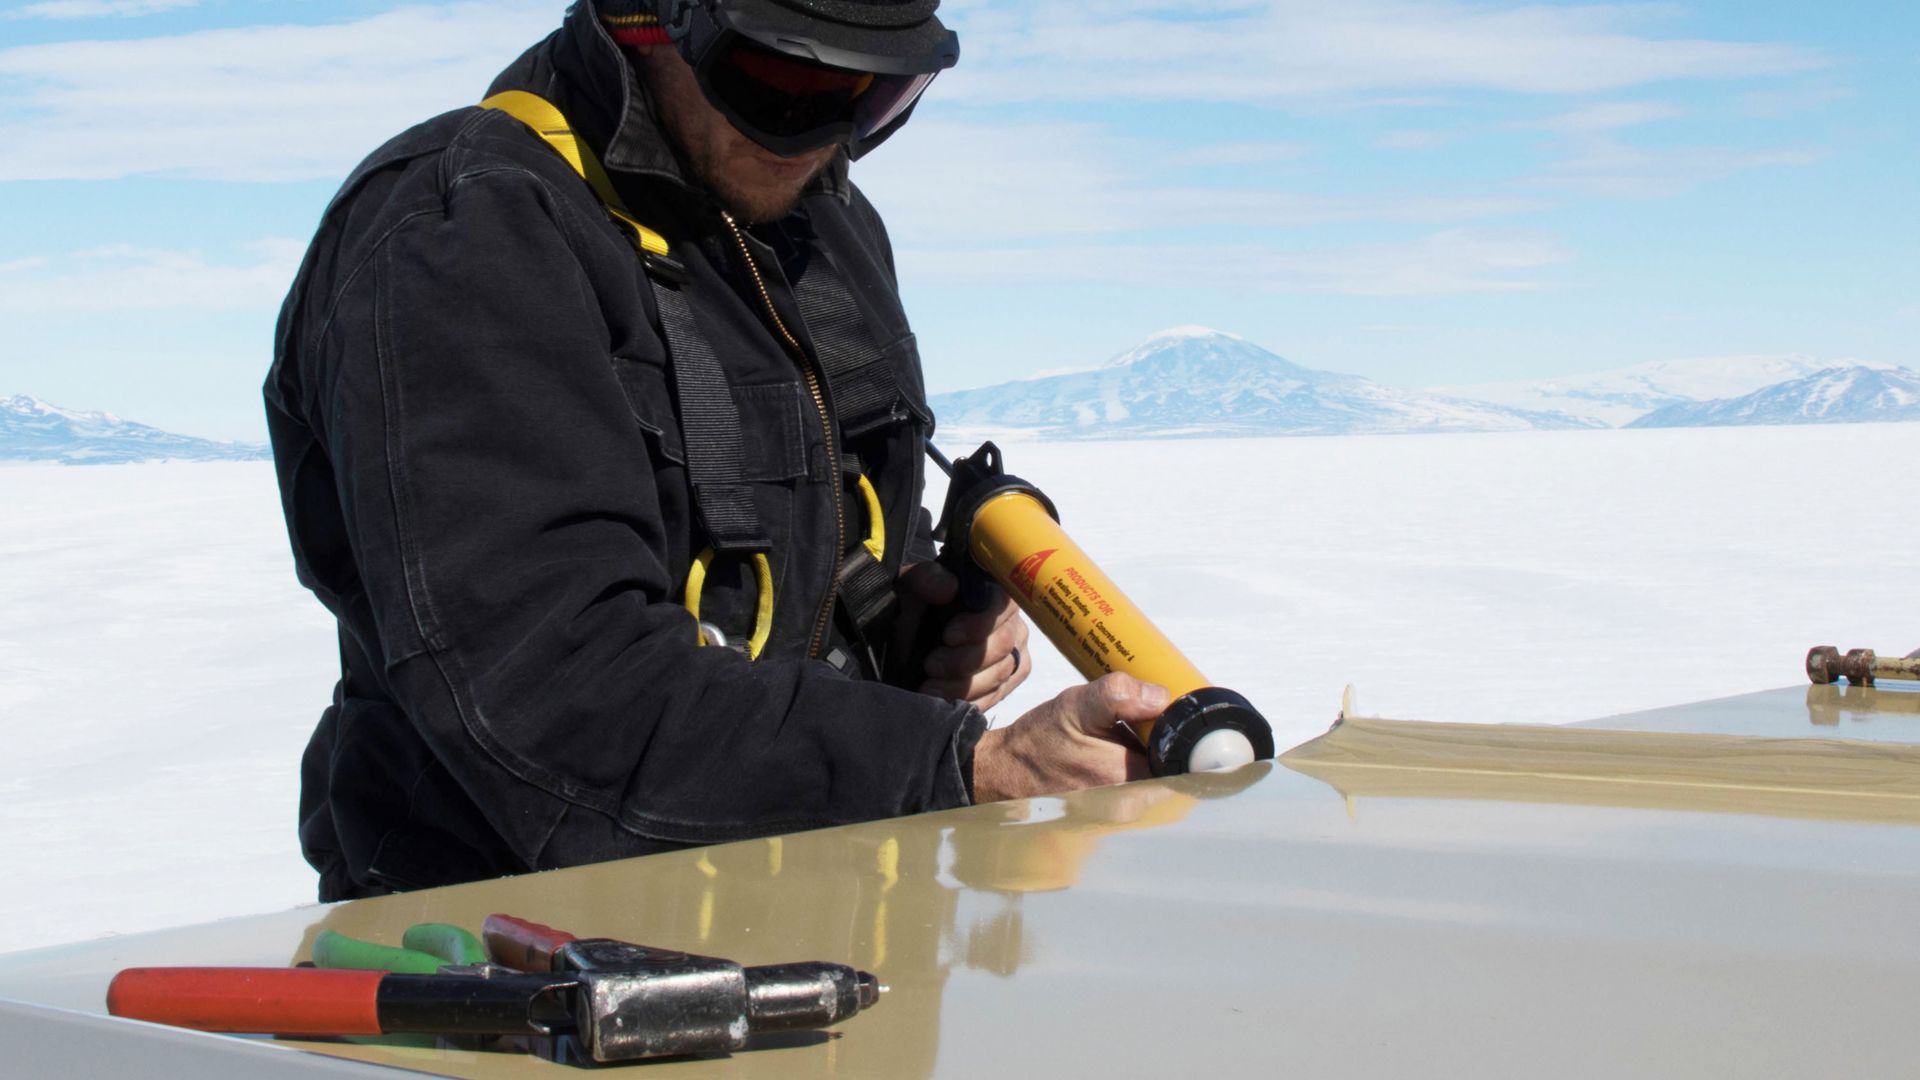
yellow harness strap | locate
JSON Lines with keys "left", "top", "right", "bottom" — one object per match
{"left": 481, "top": 90, "right": 779, "bottom": 659}
{"left": 479, "top": 91, "right": 670, "bottom": 258}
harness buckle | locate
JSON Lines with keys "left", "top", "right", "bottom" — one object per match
{"left": 640, "top": 248, "right": 692, "bottom": 285}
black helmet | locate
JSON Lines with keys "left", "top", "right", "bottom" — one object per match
{"left": 600, "top": 0, "right": 958, "bottom": 159}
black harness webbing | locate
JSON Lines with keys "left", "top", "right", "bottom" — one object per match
{"left": 791, "top": 254, "right": 909, "bottom": 632}
{"left": 837, "top": 537, "right": 899, "bottom": 629}
{"left": 649, "top": 271, "right": 773, "bottom": 554}
{"left": 791, "top": 253, "right": 909, "bottom": 439}
{"left": 480, "top": 90, "right": 915, "bottom": 645}
{"left": 478, "top": 91, "right": 773, "bottom": 558}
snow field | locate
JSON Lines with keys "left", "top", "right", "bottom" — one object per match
{"left": 2, "top": 424, "right": 1917, "bottom": 954}
{"left": 979, "top": 425, "right": 1920, "bottom": 735}
{"left": 0, "top": 462, "right": 336, "bottom": 953}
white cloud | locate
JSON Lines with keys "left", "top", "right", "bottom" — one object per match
{"left": 0, "top": 1, "right": 557, "bottom": 181}
{"left": 858, "top": 117, "right": 1561, "bottom": 295}
{"left": 896, "top": 229, "right": 1570, "bottom": 295}
{"left": 0, "top": 0, "right": 1830, "bottom": 182}
{"left": 1374, "top": 129, "right": 1458, "bottom": 151}
{"left": 1533, "top": 139, "right": 1815, "bottom": 197}
{"left": 0, "top": 240, "right": 304, "bottom": 312}
{"left": 939, "top": 0, "right": 1825, "bottom": 104}
{"left": 1533, "top": 101, "right": 1686, "bottom": 132}
{"left": 1517, "top": 101, "right": 1813, "bottom": 197}
{"left": 6, "top": 0, "right": 198, "bottom": 18}
{"left": 861, "top": 119, "right": 1548, "bottom": 246}
{"left": 1180, "top": 142, "right": 1315, "bottom": 167}
{"left": 1738, "top": 81, "right": 1854, "bottom": 119}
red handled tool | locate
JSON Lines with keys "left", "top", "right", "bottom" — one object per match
{"left": 106, "top": 966, "right": 573, "bottom": 1039}
{"left": 107, "top": 914, "right": 883, "bottom": 1063}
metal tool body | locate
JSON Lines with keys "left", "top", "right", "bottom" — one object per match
{"left": 483, "top": 914, "right": 880, "bottom": 1059}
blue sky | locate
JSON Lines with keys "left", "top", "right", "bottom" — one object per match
{"left": 1, "top": 0, "right": 1913, "bottom": 440}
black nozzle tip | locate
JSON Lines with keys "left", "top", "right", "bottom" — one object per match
{"left": 1147, "top": 687, "right": 1276, "bottom": 777}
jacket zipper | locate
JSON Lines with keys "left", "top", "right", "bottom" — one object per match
{"left": 720, "top": 211, "right": 844, "bottom": 660}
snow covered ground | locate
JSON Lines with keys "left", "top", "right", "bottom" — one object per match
{"left": 3, "top": 424, "right": 1917, "bottom": 955}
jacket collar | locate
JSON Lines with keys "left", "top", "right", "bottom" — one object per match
{"left": 492, "top": 2, "right": 851, "bottom": 206}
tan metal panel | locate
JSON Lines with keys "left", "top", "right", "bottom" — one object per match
{"left": 3, "top": 686, "right": 1919, "bottom": 1077}
{"left": 1282, "top": 712, "right": 1920, "bottom": 824}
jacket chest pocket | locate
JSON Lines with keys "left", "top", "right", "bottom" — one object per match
{"left": 615, "top": 358, "right": 815, "bottom": 652}
{"left": 831, "top": 332, "right": 932, "bottom": 443}
{"left": 880, "top": 333, "right": 932, "bottom": 433}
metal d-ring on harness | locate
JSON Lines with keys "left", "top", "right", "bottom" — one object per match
{"left": 479, "top": 90, "right": 914, "bottom": 663}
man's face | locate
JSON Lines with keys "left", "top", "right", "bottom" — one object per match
{"left": 634, "top": 44, "right": 840, "bottom": 223}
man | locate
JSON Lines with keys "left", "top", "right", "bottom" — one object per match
{"left": 266, "top": 0, "right": 1166, "bottom": 901}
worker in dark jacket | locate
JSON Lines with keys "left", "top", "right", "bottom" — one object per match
{"left": 265, "top": 0, "right": 1165, "bottom": 901}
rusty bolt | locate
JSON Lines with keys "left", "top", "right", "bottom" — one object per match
{"left": 1806, "top": 646, "right": 1920, "bottom": 686}
{"left": 1845, "top": 649, "right": 1877, "bottom": 685}
{"left": 1807, "top": 645, "right": 1849, "bottom": 684}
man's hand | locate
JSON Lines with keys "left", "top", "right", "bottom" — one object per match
{"left": 970, "top": 673, "right": 1167, "bottom": 803}
{"left": 899, "top": 561, "right": 1031, "bottom": 711}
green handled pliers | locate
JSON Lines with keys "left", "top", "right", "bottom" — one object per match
{"left": 311, "top": 923, "right": 490, "bottom": 974}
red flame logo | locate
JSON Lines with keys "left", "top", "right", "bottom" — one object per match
{"left": 1008, "top": 548, "right": 1056, "bottom": 601}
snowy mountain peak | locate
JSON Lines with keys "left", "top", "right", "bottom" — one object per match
{"left": 1106, "top": 327, "right": 1248, "bottom": 363}
{"left": 2, "top": 393, "right": 265, "bottom": 464}
{"left": 4, "top": 393, "right": 121, "bottom": 425}
{"left": 932, "top": 329, "right": 1598, "bottom": 440}
{"left": 1144, "top": 325, "right": 1244, "bottom": 346}
{"left": 1628, "top": 364, "right": 1920, "bottom": 428}
{"left": 1101, "top": 326, "right": 1315, "bottom": 379}
{"left": 1433, "top": 354, "right": 1897, "bottom": 428}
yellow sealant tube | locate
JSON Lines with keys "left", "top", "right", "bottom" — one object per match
{"left": 969, "top": 490, "right": 1209, "bottom": 749}
{"left": 933, "top": 441, "right": 1273, "bottom": 774}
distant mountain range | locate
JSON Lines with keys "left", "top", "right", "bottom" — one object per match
{"left": 930, "top": 329, "right": 1917, "bottom": 440}
{"left": 1628, "top": 366, "right": 1920, "bottom": 428}
{"left": 1, "top": 395, "right": 266, "bottom": 464}
{"left": 929, "top": 327, "right": 1599, "bottom": 439}
{"left": 1431, "top": 354, "right": 1901, "bottom": 428}
{"left": 11, "top": 332, "right": 1917, "bottom": 460}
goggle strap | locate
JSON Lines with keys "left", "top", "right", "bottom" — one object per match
{"left": 602, "top": 11, "right": 671, "bottom": 46}
{"left": 609, "top": 26, "right": 672, "bottom": 46}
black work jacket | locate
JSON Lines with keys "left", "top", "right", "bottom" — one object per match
{"left": 266, "top": 1, "right": 985, "bottom": 901}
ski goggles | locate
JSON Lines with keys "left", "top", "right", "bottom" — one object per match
{"left": 662, "top": 0, "right": 959, "bottom": 158}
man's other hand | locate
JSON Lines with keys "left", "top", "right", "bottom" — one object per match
{"left": 899, "top": 561, "right": 1031, "bottom": 711}
{"left": 970, "top": 673, "right": 1165, "bottom": 803}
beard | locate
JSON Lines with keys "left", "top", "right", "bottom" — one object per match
{"left": 693, "top": 143, "right": 835, "bottom": 224}
{"left": 636, "top": 46, "right": 839, "bottom": 223}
